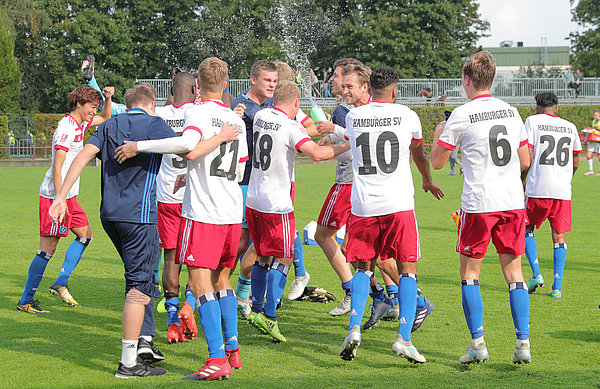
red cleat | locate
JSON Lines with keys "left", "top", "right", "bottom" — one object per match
{"left": 181, "top": 357, "right": 232, "bottom": 381}
{"left": 179, "top": 302, "right": 198, "bottom": 340}
{"left": 226, "top": 347, "right": 242, "bottom": 369}
{"left": 167, "top": 322, "right": 186, "bottom": 344}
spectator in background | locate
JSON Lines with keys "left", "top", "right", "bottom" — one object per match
{"left": 7, "top": 130, "right": 16, "bottom": 157}
{"left": 573, "top": 69, "right": 583, "bottom": 97}
{"left": 563, "top": 67, "right": 576, "bottom": 97}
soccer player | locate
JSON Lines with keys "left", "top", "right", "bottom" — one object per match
{"left": 522, "top": 92, "right": 582, "bottom": 298}
{"left": 154, "top": 71, "right": 198, "bottom": 343}
{"left": 17, "top": 85, "right": 112, "bottom": 313}
{"left": 230, "top": 60, "right": 277, "bottom": 316}
{"left": 431, "top": 50, "right": 532, "bottom": 364}
{"left": 49, "top": 83, "right": 171, "bottom": 378}
{"left": 583, "top": 110, "right": 600, "bottom": 175}
{"left": 313, "top": 58, "right": 363, "bottom": 316}
{"left": 114, "top": 58, "right": 247, "bottom": 380}
{"left": 335, "top": 67, "right": 443, "bottom": 364}
{"left": 245, "top": 82, "right": 350, "bottom": 343}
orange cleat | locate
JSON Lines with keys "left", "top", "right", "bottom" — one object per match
{"left": 179, "top": 302, "right": 198, "bottom": 340}
{"left": 167, "top": 322, "right": 186, "bottom": 344}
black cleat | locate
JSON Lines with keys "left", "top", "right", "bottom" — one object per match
{"left": 115, "top": 357, "right": 166, "bottom": 378}
{"left": 137, "top": 337, "right": 165, "bottom": 364}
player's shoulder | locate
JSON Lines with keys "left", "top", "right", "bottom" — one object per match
{"left": 56, "top": 114, "right": 78, "bottom": 131}
{"left": 333, "top": 103, "right": 350, "bottom": 116}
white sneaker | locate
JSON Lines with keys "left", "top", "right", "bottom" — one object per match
{"left": 287, "top": 272, "right": 311, "bottom": 300}
{"left": 584, "top": 171, "right": 594, "bottom": 176}
{"left": 237, "top": 296, "right": 251, "bottom": 319}
{"left": 329, "top": 295, "right": 351, "bottom": 316}
{"left": 511, "top": 339, "right": 531, "bottom": 364}
{"left": 459, "top": 339, "right": 489, "bottom": 364}
{"left": 391, "top": 335, "right": 426, "bottom": 364}
{"left": 340, "top": 325, "right": 361, "bottom": 361}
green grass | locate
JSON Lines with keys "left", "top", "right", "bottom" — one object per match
{"left": 0, "top": 163, "right": 599, "bottom": 388}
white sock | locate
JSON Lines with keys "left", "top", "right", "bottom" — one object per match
{"left": 588, "top": 159, "right": 593, "bottom": 172}
{"left": 121, "top": 339, "right": 138, "bottom": 367}
{"left": 471, "top": 336, "right": 485, "bottom": 346}
{"left": 140, "top": 335, "right": 152, "bottom": 342}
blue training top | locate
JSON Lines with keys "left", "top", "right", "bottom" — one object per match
{"left": 87, "top": 108, "right": 177, "bottom": 224}
{"left": 331, "top": 103, "right": 351, "bottom": 128}
{"left": 230, "top": 92, "right": 274, "bottom": 185}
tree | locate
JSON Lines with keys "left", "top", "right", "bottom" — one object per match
{"left": 570, "top": 0, "right": 600, "bottom": 76}
{"left": 0, "top": 10, "right": 21, "bottom": 114}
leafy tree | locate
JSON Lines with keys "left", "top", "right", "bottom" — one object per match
{"left": 0, "top": 10, "right": 21, "bottom": 114}
{"left": 570, "top": 0, "right": 600, "bottom": 76}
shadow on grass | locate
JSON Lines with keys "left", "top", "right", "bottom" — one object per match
{"left": 549, "top": 330, "right": 600, "bottom": 343}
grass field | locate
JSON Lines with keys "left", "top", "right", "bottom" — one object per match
{"left": 0, "top": 163, "right": 599, "bottom": 388}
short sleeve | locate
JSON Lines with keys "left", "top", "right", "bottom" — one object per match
{"left": 290, "top": 122, "right": 311, "bottom": 151}
{"left": 525, "top": 118, "right": 534, "bottom": 148}
{"left": 438, "top": 110, "right": 463, "bottom": 150}
{"left": 409, "top": 110, "right": 423, "bottom": 142}
{"left": 148, "top": 117, "right": 178, "bottom": 141}
{"left": 237, "top": 120, "right": 249, "bottom": 163}
{"left": 53, "top": 122, "right": 76, "bottom": 152}
{"left": 87, "top": 122, "right": 104, "bottom": 150}
{"left": 573, "top": 130, "right": 583, "bottom": 154}
{"left": 296, "top": 109, "right": 309, "bottom": 125}
{"left": 183, "top": 106, "right": 205, "bottom": 140}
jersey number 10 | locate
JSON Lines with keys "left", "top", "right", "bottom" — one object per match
{"left": 356, "top": 131, "right": 400, "bottom": 175}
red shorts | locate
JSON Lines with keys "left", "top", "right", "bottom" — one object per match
{"left": 317, "top": 183, "right": 352, "bottom": 230}
{"left": 246, "top": 207, "right": 295, "bottom": 258}
{"left": 346, "top": 210, "right": 420, "bottom": 262}
{"left": 157, "top": 202, "right": 182, "bottom": 249}
{"left": 525, "top": 197, "right": 571, "bottom": 234}
{"left": 39, "top": 196, "right": 88, "bottom": 237}
{"left": 175, "top": 218, "right": 241, "bottom": 270}
{"left": 457, "top": 209, "right": 526, "bottom": 259}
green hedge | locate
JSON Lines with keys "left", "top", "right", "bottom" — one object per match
{"left": 0, "top": 115, "right": 7, "bottom": 159}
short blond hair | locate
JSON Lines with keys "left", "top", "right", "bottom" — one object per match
{"left": 463, "top": 51, "right": 496, "bottom": 90}
{"left": 274, "top": 81, "right": 300, "bottom": 106}
{"left": 198, "top": 57, "right": 228, "bottom": 93}
{"left": 274, "top": 61, "right": 294, "bottom": 84}
{"left": 125, "top": 82, "right": 156, "bottom": 109}
{"left": 342, "top": 64, "right": 371, "bottom": 86}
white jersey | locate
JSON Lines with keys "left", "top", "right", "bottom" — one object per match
{"left": 246, "top": 108, "right": 311, "bottom": 214}
{"left": 525, "top": 113, "right": 582, "bottom": 200}
{"left": 181, "top": 100, "right": 248, "bottom": 224}
{"left": 39, "top": 115, "right": 90, "bottom": 199}
{"left": 155, "top": 102, "right": 194, "bottom": 203}
{"left": 439, "top": 95, "right": 528, "bottom": 213}
{"left": 345, "top": 101, "right": 423, "bottom": 217}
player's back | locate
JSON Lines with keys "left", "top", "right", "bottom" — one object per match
{"left": 155, "top": 103, "right": 194, "bottom": 204}
{"left": 443, "top": 95, "right": 527, "bottom": 212}
{"left": 182, "top": 100, "right": 248, "bottom": 225}
{"left": 246, "top": 108, "right": 310, "bottom": 214}
{"left": 346, "top": 101, "right": 422, "bottom": 217}
{"left": 525, "top": 113, "right": 582, "bottom": 200}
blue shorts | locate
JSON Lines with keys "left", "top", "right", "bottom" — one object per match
{"left": 240, "top": 184, "right": 248, "bottom": 229}
{"left": 101, "top": 220, "right": 160, "bottom": 298}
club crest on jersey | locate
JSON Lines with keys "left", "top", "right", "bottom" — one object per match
{"left": 59, "top": 226, "right": 67, "bottom": 234}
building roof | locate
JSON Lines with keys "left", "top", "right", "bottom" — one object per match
{"left": 484, "top": 46, "right": 570, "bottom": 67}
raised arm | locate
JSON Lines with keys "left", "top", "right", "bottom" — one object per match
{"left": 90, "top": 87, "right": 114, "bottom": 127}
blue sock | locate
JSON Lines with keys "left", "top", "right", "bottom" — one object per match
{"left": 56, "top": 238, "right": 90, "bottom": 286}
{"left": 349, "top": 270, "right": 372, "bottom": 331}
{"left": 370, "top": 283, "right": 386, "bottom": 304}
{"left": 217, "top": 290, "right": 238, "bottom": 351}
{"left": 251, "top": 261, "right": 269, "bottom": 312}
{"left": 342, "top": 280, "right": 352, "bottom": 297}
{"left": 185, "top": 286, "right": 196, "bottom": 310}
{"left": 524, "top": 232, "right": 540, "bottom": 278}
{"left": 509, "top": 282, "right": 530, "bottom": 340}
{"left": 264, "top": 263, "right": 288, "bottom": 318}
{"left": 398, "top": 273, "right": 418, "bottom": 341}
{"left": 20, "top": 251, "right": 51, "bottom": 305}
{"left": 461, "top": 279, "right": 484, "bottom": 339}
{"left": 552, "top": 243, "right": 567, "bottom": 290}
{"left": 293, "top": 231, "right": 306, "bottom": 277}
{"left": 416, "top": 289, "right": 426, "bottom": 310}
{"left": 386, "top": 284, "right": 399, "bottom": 306}
{"left": 236, "top": 275, "right": 251, "bottom": 300}
{"left": 165, "top": 297, "right": 180, "bottom": 325}
{"left": 197, "top": 293, "right": 226, "bottom": 359}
